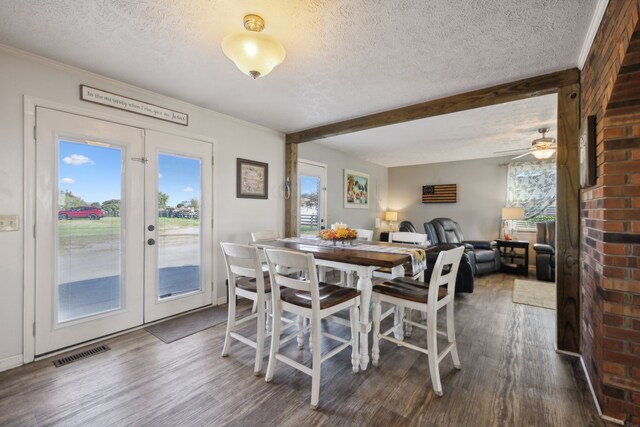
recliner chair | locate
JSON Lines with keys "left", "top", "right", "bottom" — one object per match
{"left": 534, "top": 220, "right": 555, "bottom": 282}
{"left": 424, "top": 218, "right": 500, "bottom": 276}
{"left": 397, "top": 220, "right": 474, "bottom": 293}
{"left": 398, "top": 220, "right": 417, "bottom": 233}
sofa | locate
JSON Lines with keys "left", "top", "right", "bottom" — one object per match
{"left": 395, "top": 220, "right": 474, "bottom": 293}
{"left": 424, "top": 218, "right": 500, "bottom": 276}
{"left": 534, "top": 220, "right": 555, "bottom": 282}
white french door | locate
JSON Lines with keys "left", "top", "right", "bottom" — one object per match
{"left": 34, "top": 108, "right": 212, "bottom": 355}
{"left": 298, "top": 159, "right": 327, "bottom": 237}
{"left": 144, "top": 130, "right": 212, "bottom": 322}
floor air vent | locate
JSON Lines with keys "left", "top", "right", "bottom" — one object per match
{"left": 52, "top": 345, "right": 110, "bottom": 367}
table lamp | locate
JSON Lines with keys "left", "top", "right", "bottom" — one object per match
{"left": 385, "top": 211, "right": 398, "bottom": 231}
{"left": 501, "top": 207, "right": 525, "bottom": 240}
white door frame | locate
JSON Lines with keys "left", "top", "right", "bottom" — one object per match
{"left": 23, "top": 96, "right": 216, "bottom": 363}
{"left": 297, "top": 159, "right": 327, "bottom": 236}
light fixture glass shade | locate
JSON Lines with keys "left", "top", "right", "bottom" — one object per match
{"left": 502, "top": 207, "right": 525, "bottom": 220}
{"left": 222, "top": 32, "right": 285, "bottom": 79}
{"left": 385, "top": 211, "right": 398, "bottom": 221}
{"left": 531, "top": 149, "right": 555, "bottom": 159}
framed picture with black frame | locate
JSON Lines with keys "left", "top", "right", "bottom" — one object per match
{"left": 236, "top": 158, "right": 268, "bottom": 199}
{"left": 580, "top": 115, "right": 596, "bottom": 188}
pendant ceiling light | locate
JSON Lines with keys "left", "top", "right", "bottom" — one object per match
{"left": 222, "top": 14, "right": 286, "bottom": 79}
{"left": 530, "top": 128, "right": 556, "bottom": 159}
{"left": 531, "top": 148, "right": 555, "bottom": 160}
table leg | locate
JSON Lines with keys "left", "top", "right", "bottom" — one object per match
{"left": 355, "top": 266, "right": 373, "bottom": 371}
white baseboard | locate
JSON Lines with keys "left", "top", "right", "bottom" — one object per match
{"left": 0, "top": 354, "right": 23, "bottom": 373}
{"left": 555, "top": 347, "right": 581, "bottom": 358}
{"left": 216, "top": 296, "right": 227, "bottom": 305}
{"left": 601, "top": 415, "right": 625, "bottom": 425}
{"left": 578, "top": 356, "right": 624, "bottom": 425}
{"left": 555, "top": 348, "right": 625, "bottom": 424}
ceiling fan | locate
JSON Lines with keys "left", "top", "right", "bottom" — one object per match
{"left": 495, "top": 128, "right": 557, "bottom": 160}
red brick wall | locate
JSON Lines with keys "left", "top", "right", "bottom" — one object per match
{"left": 581, "top": 0, "right": 640, "bottom": 422}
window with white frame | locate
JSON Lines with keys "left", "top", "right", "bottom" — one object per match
{"left": 505, "top": 159, "right": 556, "bottom": 231}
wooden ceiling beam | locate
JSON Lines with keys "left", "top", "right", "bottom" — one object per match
{"left": 285, "top": 68, "right": 580, "bottom": 144}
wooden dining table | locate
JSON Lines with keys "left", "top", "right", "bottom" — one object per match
{"left": 253, "top": 238, "right": 420, "bottom": 371}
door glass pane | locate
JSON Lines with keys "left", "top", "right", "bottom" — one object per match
{"left": 157, "top": 153, "right": 202, "bottom": 299}
{"left": 300, "top": 175, "right": 321, "bottom": 236}
{"left": 57, "top": 140, "right": 122, "bottom": 322}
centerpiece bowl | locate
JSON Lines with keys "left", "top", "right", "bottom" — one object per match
{"left": 319, "top": 228, "right": 358, "bottom": 245}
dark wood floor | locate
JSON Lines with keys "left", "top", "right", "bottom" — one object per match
{"left": 0, "top": 273, "right": 606, "bottom": 426}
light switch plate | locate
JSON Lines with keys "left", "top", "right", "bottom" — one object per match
{"left": 375, "top": 218, "right": 381, "bottom": 228}
{"left": 0, "top": 215, "right": 19, "bottom": 231}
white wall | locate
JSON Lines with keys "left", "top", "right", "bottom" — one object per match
{"left": 388, "top": 156, "right": 511, "bottom": 240}
{"left": 298, "top": 142, "right": 388, "bottom": 233}
{"left": 0, "top": 46, "right": 285, "bottom": 367}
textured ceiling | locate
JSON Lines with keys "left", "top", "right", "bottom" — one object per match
{"left": 315, "top": 93, "right": 558, "bottom": 167}
{"left": 0, "top": 0, "right": 597, "bottom": 137}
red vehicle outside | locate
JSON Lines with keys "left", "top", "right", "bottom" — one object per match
{"left": 58, "top": 206, "right": 105, "bottom": 220}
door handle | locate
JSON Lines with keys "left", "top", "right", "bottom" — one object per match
{"left": 147, "top": 238, "right": 156, "bottom": 245}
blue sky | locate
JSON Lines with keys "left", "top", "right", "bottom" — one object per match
{"left": 58, "top": 141, "right": 201, "bottom": 207}
{"left": 158, "top": 154, "right": 201, "bottom": 206}
{"left": 300, "top": 175, "right": 319, "bottom": 195}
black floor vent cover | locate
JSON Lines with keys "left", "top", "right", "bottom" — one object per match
{"left": 52, "top": 345, "right": 110, "bottom": 367}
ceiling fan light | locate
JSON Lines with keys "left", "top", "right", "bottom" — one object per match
{"left": 222, "top": 16, "right": 286, "bottom": 79}
{"left": 532, "top": 149, "right": 555, "bottom": 159}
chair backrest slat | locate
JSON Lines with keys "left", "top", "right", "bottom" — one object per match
{"left": 251, "top": 230, "right": 280, "bottom": 242}
{"left": 230, "top": 265, "right": 258, "bottom": 278}
{"left": 353, "top": 228, "right": 374, "bottom": 241}
{"left": 388, "top": 231, "right": 429, "bottom": 246}
{"left": 428, "top": 246, "right": 465, "bottom": 301}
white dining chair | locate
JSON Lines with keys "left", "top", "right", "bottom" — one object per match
{"left": 353, "top": 228, "right": 374, "bottom": 241}
{"left": 251, "top": 230, "right": 281, "bottom": 242}
{"left": 220, "top": 242, "right": 271, "bottom": 375}
{"left": 373, "top": 231, "right": 429, "bottom": 281}
{"left": 371, "top": 245, "right": 465, "bottom": 396}
{"left": 264, "top": 248, "right": 360, "bottom": 410}
{"left": 387, "top": 231, "right": 429, "bottom": 246}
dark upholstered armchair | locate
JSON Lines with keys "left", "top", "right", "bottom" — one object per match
{"left": 398, "top": 220, "right": 417, "bottom": 232}
{"left": 424, "top": 218, "right": 500, "bottom": 276}
{"left": 398, "top": 220, "right": 474, "bottom": 293}
{"left": 534, "top": 220, "right": 555, "bottom": 282}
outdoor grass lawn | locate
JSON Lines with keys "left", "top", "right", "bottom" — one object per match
{"left": 300, "top": 225, "right": 319, "bottom": 235}
{"left": 58, "top": 217, "right": 199, "bottom": 241}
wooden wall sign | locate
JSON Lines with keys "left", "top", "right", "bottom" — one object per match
{"left": 80, "top": 85, "right": 188, "bottom": 126}
{"left": 422, "top": 184, "right": 457, "bottom": 203}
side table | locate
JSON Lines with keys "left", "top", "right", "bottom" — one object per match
{"left": 496, "top": 239, "right": 529, "bottom": 276}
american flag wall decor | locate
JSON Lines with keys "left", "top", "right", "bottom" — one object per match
{"left": 422, "top": 184, "right": 457, "bottom": 203}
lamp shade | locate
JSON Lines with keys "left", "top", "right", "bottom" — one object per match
{"left": 502, "top": 207, "right": 525, "bottom": 220}
{"left": 222, "top": 32, "right": 286, "bottom": 79}
{"left": 385, "top": 211, "right": 398, "bottom": 221}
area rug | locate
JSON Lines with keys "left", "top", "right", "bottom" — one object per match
{"left": 513, "top": 279, "right": 556, "bottom": 310}
{"left": 145, "top": 305, "right": 231, "bottom": 343}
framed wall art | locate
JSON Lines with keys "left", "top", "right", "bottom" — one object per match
{"left": 422, "top": 184, "right": 457, "bottom": 203}
{"left": 344, "top": 169, "right": 369, "bottom": 209}
{"left": 237, "top": 158, "right": 268, "bottom": 199}
{"left": 580, "top": 115, "right": 596, "bottom": 188}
